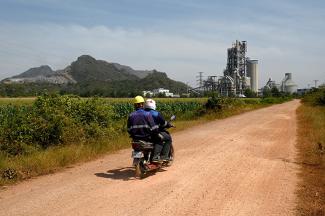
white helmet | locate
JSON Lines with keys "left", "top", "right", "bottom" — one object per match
{"left": 145, "top": 99, "right": 156, "bottom": 110}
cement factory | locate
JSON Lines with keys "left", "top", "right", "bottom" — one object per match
{"left": 191, "top": 40, "right": 297, "bottom": 96}
{"left": 263, "top": 73, "right": 297, "bottom": 94}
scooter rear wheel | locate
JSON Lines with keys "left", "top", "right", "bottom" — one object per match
{"left": 135, "top": 161, "right": 146, "bottom": 178}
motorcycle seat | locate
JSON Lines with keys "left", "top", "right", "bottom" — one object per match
{"left": 132, "top": 140, "right": 154, "bottom": 150}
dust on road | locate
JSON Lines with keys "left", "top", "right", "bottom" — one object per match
{"left": 0, "top": 100, "right": 300, "bottom": 216}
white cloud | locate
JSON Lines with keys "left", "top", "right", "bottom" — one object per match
{"left": 0, "top": 23, "right": 228, "bottom": 86}
{"left": 0, "top": 20, "right": 324, "bottom": 88}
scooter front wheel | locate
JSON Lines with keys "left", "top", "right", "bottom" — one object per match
{"left": 166, "top": 144, "right": 174, "bottom": 167}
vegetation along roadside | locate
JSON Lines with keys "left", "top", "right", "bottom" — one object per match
{"left": 296, "top": 87, "right": 325, "bottom": 215}
{"left": 0, "top": 94, "right": 292, "bottom": 186}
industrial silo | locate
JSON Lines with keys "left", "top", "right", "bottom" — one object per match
{"left": 246, "top": 59, "right": 258, "bottom": 92}
{"left": 281, "top": 73, "right": 297, "bottom": 93}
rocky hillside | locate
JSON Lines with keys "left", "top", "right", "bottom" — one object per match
{"left": 4, "top": 65, "right": 75, "bottom": 84}
{"left": 0, "top": 55, "right": 188, "bottom": 97}
{"left": 2, "top": 55, "right": 153, "bottom": 84}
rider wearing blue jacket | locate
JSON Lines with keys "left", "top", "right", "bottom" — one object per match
{"left": 127, "top": 96, "right": 159, "bottom": 141}
{"left": 144, "top": 99, "right": 172, "bottom": 162}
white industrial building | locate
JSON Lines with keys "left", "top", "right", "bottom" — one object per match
{"left": 262, "top": 73, "right": 298, "bottom": 94}
{"left": 143, "top": 90, "right": 153, "bottom": 97}
{"left": 246, "top": 59, "right": 259, "bottom": 93}
{"left": 143, "top": 88, "right": 174, "bottom": 97}
{"left": 281, "top": 73, "right": 298, "bottom": 93}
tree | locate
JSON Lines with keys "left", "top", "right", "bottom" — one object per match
{"left": 271, "top": 87, "right": 281, "bottom": 97}
{"left": 157, "top": 92, "right": 167, "bottom": 98}
{"left": 244, "top": 88, "right": 257, "bottom": 98}
{"left": 319, "top": 83, "right": 325, "bottom": 89}
{"left": 262, "top": 88, "right": 272, "bottom": 97}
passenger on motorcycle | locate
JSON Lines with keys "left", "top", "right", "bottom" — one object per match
{"left": 144, "top": 99, "right": 172, "bottom": 162}
{"left": 127, "top": 96, "right": 161, "bottom": 161}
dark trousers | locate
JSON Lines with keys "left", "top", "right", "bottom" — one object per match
{"left": 153, "top": 131, "right": 172, "bottom": 159}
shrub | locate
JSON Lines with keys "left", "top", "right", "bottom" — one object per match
{"left": 205, "top": 96, "right": 242, "bottom": 110}
{"left": 0, "top": 94, "right": 117, "bottom": 156}
{"left": 260, "top": 97, "right": 291, "bottom": 104}
{"left": 302, "top": 88, "right": 325, "bottom": 106}
{"left": 315, "top": 89, "right": 325, "bottom": 106}
{"left": 244, "top": 89, "right": 257, "bottom": 98}
{"left": 0, "top": 94, "right": 205, "bottom": 156}
{"left": 0, "top": 105, "right": 36, "bottom": 155}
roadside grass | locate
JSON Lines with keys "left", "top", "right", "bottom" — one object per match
{"left": 296, "top": 104, "right": 325, "bottom": 215}
{"left": 0, "top": 135, "right": 130, "bottom": 186}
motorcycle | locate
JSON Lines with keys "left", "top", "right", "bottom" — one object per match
{"left": 131, "top": 115, "right": 176, "bottom": 178}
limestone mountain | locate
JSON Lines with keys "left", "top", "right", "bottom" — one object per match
{"left": 67, "top": 55, "right": 139, "bottom": 82}
{"left": 3, "top": 55, "right": 150, "bottom": 84}
{"left": 13, "top": 65, "right": 54, "bottom": 78}
{"left": 3, "top": 65, "right": 75, "bottom": 84}
{"left": 0, "top": 55, "right": 188, "bottom": 97}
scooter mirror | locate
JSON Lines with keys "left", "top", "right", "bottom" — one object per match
{"left": 170, "top": 115, "right": 176, "bottom": 121}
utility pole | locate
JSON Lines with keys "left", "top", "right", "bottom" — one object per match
{"left": 314, "top": 80, "right": 319, "bottom": 88}
{"left": 196, "top": 72, "right": 204, "bottom": 88}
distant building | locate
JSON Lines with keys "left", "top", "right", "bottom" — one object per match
{"left": 262, "top": 73, "right": 298, "bottom": 94}
{"left": 297, "top": 88, "right": 310, "bottom": 96}
{"left": 153, "top": 88, "right": 174, "bottom": 97}
{"left": 143, "top": 88, "right": 174, "bottom": 97}
{"left": 143, "top": 90, "right": 153, "bottom": 97}
{"left": 246, "top": 59, "right": 259, "bottom": 93}
{"left": 263, "top": 78, "right": 280, "bottom": 90}
{"left": 280, "top": 73, "right": 297, "bottom": 94}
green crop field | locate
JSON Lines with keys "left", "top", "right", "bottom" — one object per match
{"left": 0, "top": 95, "right": 207, "bottom": 156}
{"left": 0, "top": 97, "right": 36, "bottom": 105}
{"left": 0, "top": 97, "right": 208, "bottom": 105}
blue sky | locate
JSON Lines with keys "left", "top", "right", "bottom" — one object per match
{"left": 0, "top": 0, "right": 324, "bottom": 88}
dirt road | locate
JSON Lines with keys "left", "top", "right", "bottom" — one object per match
{"left": 0, "top": 100, "right": 300, "bottom": 216}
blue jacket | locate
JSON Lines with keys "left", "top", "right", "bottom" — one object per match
{"left": 145, "top": 109, "right": 168, "bottom": 130}
{"left": 127, "top": 108, "right": 159, "bottom": 139}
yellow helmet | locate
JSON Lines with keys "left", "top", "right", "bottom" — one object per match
{"left": 134, "top": 96, "right": 145, "bottom": 104}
